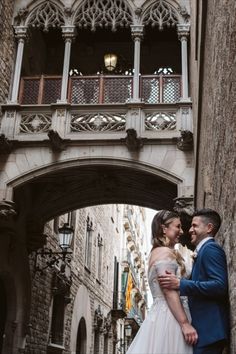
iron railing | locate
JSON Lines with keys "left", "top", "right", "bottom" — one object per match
{"left": 19, "top": 74, "right": 181, "bottom": 105}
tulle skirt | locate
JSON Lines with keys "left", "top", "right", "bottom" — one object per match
{"left": 126, "top": 296, "right": 193, "bottom": 354}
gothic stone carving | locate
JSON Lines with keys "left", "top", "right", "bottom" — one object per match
{"left": 48, "top": 129, "right": 66, "bottom": 152}
{"left": 74, "top": 0, "right": 132, "bottom": 32}
{"left": 0, "top": 200, "right": 17, "bottom": 219}
{"left": 177, "top": 130, "right": 193, "bottom": 151}
{"left": 123, "top": 129, "right": 144, "bottom": 152}
{"left": 174, "top": 197, "right": 194, "bottom": 249}
{"left": 94, "top": 305, "right": 104, "bottom": 331}
{"left": 0, "top": 134, "right": 13, "bottom": 154}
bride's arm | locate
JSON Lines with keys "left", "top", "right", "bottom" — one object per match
{"left": 162, "top": 287, "right": 198, "bottom": 345}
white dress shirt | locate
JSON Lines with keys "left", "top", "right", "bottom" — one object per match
{"left": 196, "top": 236, "right": 214, "bottom": 253}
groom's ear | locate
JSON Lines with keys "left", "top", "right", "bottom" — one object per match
{"left": 207, "top": 222, "right": 214, "bottom": 234}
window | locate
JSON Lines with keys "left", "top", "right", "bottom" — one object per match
{"left": 97, "top": 234, "right": 103, "bottom": 281}
{"left": 85, "top": 216, "right": 93, "bottom": 269}
{"left": 50, "top": 294, "right": 65, "bottom": 345}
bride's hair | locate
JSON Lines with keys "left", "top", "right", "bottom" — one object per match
{"left": 151, "top": 210, "right": 179, "bottom": 248}
{"left": 151, "top": 210, "right": 186, "bottom": 276}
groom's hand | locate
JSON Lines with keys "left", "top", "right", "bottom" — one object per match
{"left": 158, "top": 271, "right": 180, "bottom": 290}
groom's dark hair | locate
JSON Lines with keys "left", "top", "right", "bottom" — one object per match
{"left": 193, "top": 208, "right": 221, "bottom": 235}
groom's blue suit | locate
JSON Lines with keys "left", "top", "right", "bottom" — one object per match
{"left": 180, "top": 238, "right": 229, "bottom": 353}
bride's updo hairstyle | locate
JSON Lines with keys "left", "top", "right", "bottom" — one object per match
{"left": 151, "top": 210, "right": 179, "bottom": 249}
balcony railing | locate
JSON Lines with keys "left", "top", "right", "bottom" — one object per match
{"left": 18, "top": 75, "right": 181, "bottom": 105}
{"left": 19, "top": 76, "right": 62, "bottom": 105}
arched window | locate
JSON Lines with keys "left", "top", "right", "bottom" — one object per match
{"left": 76, "top": 317, "right": 87, "bottom": 354}
{"left": 50, "top": 294, "right": 65, "bottom": 345}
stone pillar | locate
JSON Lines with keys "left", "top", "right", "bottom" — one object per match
{"left": 58, "top": 25, "right": 77, "bottom": 103}
{"left": 130, "top": 25, "right": 144, "bottom": 103}
{"left": 10, "top": 26, "right": 27, "bottom": 103}
{"left": 177, "top": 24, "right": 190, "bottom": 101}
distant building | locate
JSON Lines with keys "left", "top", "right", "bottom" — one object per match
{"left": 24, "top": 204, "right": 149, "bottom": 353}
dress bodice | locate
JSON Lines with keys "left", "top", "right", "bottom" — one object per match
{"left": 148, "top": 260, "right": 178, "bottom": 300}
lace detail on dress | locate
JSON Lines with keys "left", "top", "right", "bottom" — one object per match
{"left": 148, "top": 260, "right": 178, "bottom": 300}
{"left": 148, "top": 259, "right": 191, "bottom": 322}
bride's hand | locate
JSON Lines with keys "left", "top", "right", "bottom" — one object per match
{"left": 181, "top": 322, "right": 198, "bottom": 345}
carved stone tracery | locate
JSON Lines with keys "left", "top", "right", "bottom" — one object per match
{"left": 19, "top": 113, "right": 52, "bottom": 134}
{"left": 74, "top": 0, "right": 133, "bottom": 31}
{"left": 142, "top": 0, "right": 179, "bottom": 30}
{"left": 14, "top": 0, "right": 188, "bottom": 33}
{"left": 70, "top": 112, "right": 126, "bottom": 132}
{"left": 25, "top": 1, "right": 65, "bottom": 31}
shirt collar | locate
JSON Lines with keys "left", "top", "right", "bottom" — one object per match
{"left": 196, "top": 236, "right": 214, "bottom": 253}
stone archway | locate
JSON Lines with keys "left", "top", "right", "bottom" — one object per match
{"left": 11, "top": 159, "right": 180, "bottom": 250}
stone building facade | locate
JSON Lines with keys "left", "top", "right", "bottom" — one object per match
{"left": 1, "top": 0, "right": 236, "bottom": 353}
{"left": 190, "top": 1, "right": 236, "bottom": 352}
{"left": 0, "top": 1, "right": 15, "bottom": 114}
{"left": 20, "top": 204, "right": 149, "bottom": 354}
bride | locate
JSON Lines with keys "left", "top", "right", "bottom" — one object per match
{"left": 126, "top": 210, "right": 198, "bottom": 354}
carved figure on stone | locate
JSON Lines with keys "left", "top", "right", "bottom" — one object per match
{"left": 94, "top": 305, "right": 104, "bottom": 330}
{"left": 0, "top": 134, "right": 13, "bottom": 154}
{"left": 174, "top": 197, "right": 194, "bottom": 217}
{"left": 0, "top": 200, "right": 17, "bottom": 219}
{"left": 124, "top": 129, "right": 143, "bottom": 151}
{"left": 48, "top": 129, "right": 66, "bottom": 152}
{"left": 177, "top": 130, "right": 193, "bottom": 151}
{"left": 174, "top": 197, "right": 194, "bottom": 249}
{"left": 52, "top": 271, "right": 72, "bottom": 297}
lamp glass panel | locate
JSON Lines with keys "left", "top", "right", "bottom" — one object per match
{"left": 125, "top": 325, "right": 132, "bottom": 337}
{"left": 104, "top": 54, "right": 117, "bottom": 71}
{"left": 58, "top": 224, "right": 73, "bottom": 249}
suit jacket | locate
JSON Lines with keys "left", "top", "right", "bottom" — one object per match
{"left": 180, "top": 239, "right": 229, "bottom": 347}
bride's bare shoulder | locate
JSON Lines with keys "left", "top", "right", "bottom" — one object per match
{"left": 149, "top": 247, "right": 175, "bottom": 265}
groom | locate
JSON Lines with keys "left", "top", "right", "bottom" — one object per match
{"left": 158, "top": 208, "right": 229, "bottom": 354}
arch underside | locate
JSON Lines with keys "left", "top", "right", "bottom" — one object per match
{"left": 14, "top": 164, "right": 178, "bottom": 222}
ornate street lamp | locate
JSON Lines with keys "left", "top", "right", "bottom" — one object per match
{"left": 125, "top": 324, "right": 132, "bottom": 338}
{"left": 104, "top": 53, "right": 118, "bottom": 71}
{"left": 34, "top": 223, "right": 74, "bottom": 274}
{"left": 58, "top": 223, "right": 74, "bottom": 251}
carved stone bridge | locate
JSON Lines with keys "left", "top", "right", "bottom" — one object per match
{"left": 0, "top": 0, "right": 194, "bottom": 352}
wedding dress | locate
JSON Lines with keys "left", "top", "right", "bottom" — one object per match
{"left": 126, "top": 259, "right": 193, "bottom": 354}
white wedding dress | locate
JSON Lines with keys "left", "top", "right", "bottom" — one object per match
{"left": 126, "top": 259, "right": 193, "bottom": 354}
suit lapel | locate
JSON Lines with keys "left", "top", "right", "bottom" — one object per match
{"left": 191, "top": 239, "right": 215, "bottom": 278}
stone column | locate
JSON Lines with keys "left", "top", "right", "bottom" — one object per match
{"left": 10, "top": 26, "right": 27, "bottom": 103}
{"left": 177, "top": 24, "right": 190, "bottom": 101}
{"left": 130, "top": 25, "right": 144, "bottom": 102}
{"left": 58, "top": 25, "right": 77, "bottom": 103}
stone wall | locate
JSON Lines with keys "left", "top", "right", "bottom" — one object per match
{"left": 194, "top": 1, "right": 236, "bottom": 352}
{"left": 24, "top": 205, "right": 123, "bottom": 353}
{"left": 0, "top": 0, "right": 15, "bottom": 110}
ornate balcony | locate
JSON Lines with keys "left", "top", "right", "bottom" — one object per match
{"left": 111, "top": 291, "right": 126, "bottom": 320}
{"left": 18, "top": 74, "right": 181, "bottom": 105}
{"left": 2, "top": 73, "right": 193, "bottom": 143}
